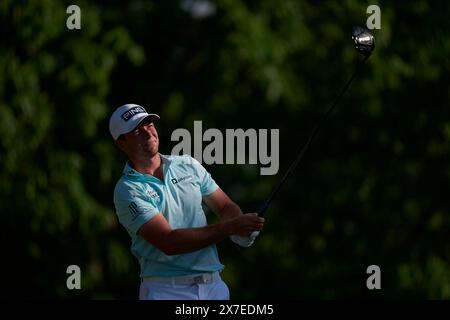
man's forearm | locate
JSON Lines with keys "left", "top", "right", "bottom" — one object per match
{"left": 164, "top": 223, "right": 230, "bottom": 255}
{"left": 162, "top": 203, "right": 251, "bottom": 255}
{"left": 217, "top": 201, "right": 243, "bottom": 222}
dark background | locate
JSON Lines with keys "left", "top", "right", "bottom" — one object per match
{"left": 0, "top": 0, "right": 449, "bottom": 299}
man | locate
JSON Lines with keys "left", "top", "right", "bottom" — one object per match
{"left": 109, "top": 104, "right": 264, "bottom": 300}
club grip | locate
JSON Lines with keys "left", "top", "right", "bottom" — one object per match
{"left": 257, "top": 202, "right": 269, "bottom": 217}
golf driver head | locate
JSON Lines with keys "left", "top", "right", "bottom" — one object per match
{"left": 352, "top": 26, "right": 375, "bottom": 56}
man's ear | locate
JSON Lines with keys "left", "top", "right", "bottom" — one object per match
{"left": 115, "top": 137, "right": 127, "bottom": 153}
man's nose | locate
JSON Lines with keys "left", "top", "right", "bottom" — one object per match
{"left": 142, "top": 125, "right": 154, "bottom": 137}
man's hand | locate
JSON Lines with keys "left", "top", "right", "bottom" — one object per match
{"left": 222, "top": 213, "right": 264, "bottom": 237}
{"left": 203, "top": 189, "right": 265, "bottom": 246}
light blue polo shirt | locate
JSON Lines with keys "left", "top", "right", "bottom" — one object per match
{"left": 113, "top": 154, "right": 224, "bottom": 277}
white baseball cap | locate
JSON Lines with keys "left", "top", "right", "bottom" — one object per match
{"left": 109, "top": 104, "right": 160, "bottom": 140}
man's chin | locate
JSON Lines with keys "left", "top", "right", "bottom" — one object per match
{"left": 144, "top": 147, "right": 159, "bottom": 158}
{"left": 150, "top": 150, "right": 159, "bottom": 158}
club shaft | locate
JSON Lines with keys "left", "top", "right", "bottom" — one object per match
{"left": 258, "top": 55, "right": 369, "bottom": 217}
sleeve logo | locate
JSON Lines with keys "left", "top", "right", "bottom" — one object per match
{"left": 128, "top": 202, "right": 141, "bottom": 221}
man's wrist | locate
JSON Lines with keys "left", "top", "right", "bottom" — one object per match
{"left": 218, "top": 220, "right": 232, "bottom": 237}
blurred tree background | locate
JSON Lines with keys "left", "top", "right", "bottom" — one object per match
{"left": 0, "top": 0, "right": 449, "bottom": 299}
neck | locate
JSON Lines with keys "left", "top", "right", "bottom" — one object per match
{"left": 130, "top": 153, "right": 162, "bottom": 177}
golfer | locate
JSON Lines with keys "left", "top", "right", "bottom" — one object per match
{"left": 109, "top": 104, "right": 264, "bottom": 300}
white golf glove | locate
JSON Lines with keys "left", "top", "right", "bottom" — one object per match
{"left": 230, "top": 231, "right": 260, "bottom": 247}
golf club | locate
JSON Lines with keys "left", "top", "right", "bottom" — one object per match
{"left": 257, "top": 26, "right": 375, "bottom": 218}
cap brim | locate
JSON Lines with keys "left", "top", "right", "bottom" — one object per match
{"left": 135, "top": 114, "right": 160, "bottom": 128}
{"left": 114, "top": 113, "right": 160, "bottom": 140}
{"left": 125, "top": 113, "right": 160, "bottom": 134}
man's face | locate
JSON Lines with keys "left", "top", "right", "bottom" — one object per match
{"left": 118, "top": 117, "right": 159, "bottom": 158}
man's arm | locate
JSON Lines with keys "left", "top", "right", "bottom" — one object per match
{"left": 203, "top": 188, "right": 263, "bottom": 247}
{"left": 202, "top": 188, "right": 244, "bottom": 222}
{"left": 137, "top": 213, "right": 228, "bottom": 255}
{"left": 137, "top": 189, "right": 264, "bottom": 256}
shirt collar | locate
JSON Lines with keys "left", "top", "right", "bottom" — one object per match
{"left": 123, "top": 153, "right": 171, "bottom": 178}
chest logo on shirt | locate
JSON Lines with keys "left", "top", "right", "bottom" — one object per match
{"left": 147, "top": 189, "right": 161, "bottom": 202}
{"left": 171, "top": 175, "right": 192, "bottom": 185}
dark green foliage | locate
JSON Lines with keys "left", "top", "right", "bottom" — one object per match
{"left": 0, "top": 0, "right": 448, "bottom": 298}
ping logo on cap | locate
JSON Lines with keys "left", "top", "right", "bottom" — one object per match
{"left": 121, "top": 106, "right": 146, "bottom": 121}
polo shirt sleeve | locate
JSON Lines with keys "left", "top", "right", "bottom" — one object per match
{"left": 188, "top": 156, "right": 219, "bottom": 196}
{"left": 113, "top": 182, "right": 159, "bottom": 235}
